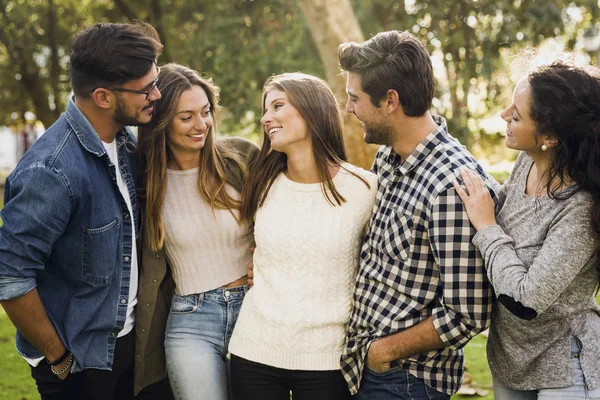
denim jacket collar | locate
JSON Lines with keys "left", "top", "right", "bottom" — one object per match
{"left": 64, "top": 96, "right": 130, "bottom": 158}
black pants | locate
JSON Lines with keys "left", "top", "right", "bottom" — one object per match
{"left": 230, "top": 355, "right": 351, "bottom": 400}
{"left": 31, "top": 331, "right": 136, "bottom": 400}
{"left": 136, "top": 378, "right": 175, "bottom": 400}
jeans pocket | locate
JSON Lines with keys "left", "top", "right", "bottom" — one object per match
{"left": 424, "top": 384, "right": 450, "bottom": 399}
{"left": 365, "top": 364, "right": 400, "bottom": 377}
{"left": 169, "top": 293, "right": 202, "bottom": 314}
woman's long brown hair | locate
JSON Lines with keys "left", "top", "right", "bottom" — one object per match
{"left": 138, "top": 63, "right": 247, "bottom": 251}
{"left": 240, "top": 72, "right": 369, "bottom": 223}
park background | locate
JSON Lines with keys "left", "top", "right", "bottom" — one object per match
{"left": 1, "top": 0, "right": 600, "bottom": 399}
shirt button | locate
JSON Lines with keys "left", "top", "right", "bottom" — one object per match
{"left": 111, "top": 333, "right": 117, "bottom": 337}
{"left": 141, "top": 329, "right": 146, "bottom": 332}
{"left": 124, "top": 256, "right": 130, "bottom": 262}
{"left": 146, "top": 303, "right": 150, "bottom": 307}
{"left": 156, "top": 254, "right": 160, "bottom": 258}
{"left": 136, "top": 354, "right": 140, "bottom": 358}
{"left": 152, "top": 279, "right": 157, "bottom": 283}
{"left": 124, "top": 214, "right": 129, "bottom": 220}
{"left": 120, "top": 299, "right": 127, "bottom": 304}
{"left": 225, "top": 291, "right": 230, "bottom": 297}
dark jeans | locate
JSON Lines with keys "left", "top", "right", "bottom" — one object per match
{"left": 31, "top": 330, "right": 136, "bottom": 400}
{"left": 355, "top": 363, "right": 450, "bottom": 400}
{"left": 230, "top": 354, "right": 351, "bottom": 400}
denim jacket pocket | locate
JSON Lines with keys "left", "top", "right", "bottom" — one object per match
{"left": 170, "top": 293, "right": 202, "bottom": 314}
{"left": 382, "top": 212, "right": 414, "bottom": 261}
{"left": 81, "top": 217, "right": 120, "bottom": 286}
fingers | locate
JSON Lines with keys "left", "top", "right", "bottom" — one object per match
{"left": 247, "top": 260, "right": 255, "bottom": 288}
{"left": 466, "top": 168, "right": 486, "bottom": 187}
{"left": 452, "top": 178, "right": 468, "bottom": 202}
{"left": 459, "top": 167, "right": 478, "bottom": 195}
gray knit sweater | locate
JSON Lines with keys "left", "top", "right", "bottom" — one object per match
{"left": 473, "top": 152, "right": 600, "bottom": 391}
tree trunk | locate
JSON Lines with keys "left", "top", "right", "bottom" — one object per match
{"left": 150, "top": 0, "right": 171, "bottom": 62}
{"left": 298, "top": 0, "right": 378, "bottom": 169}
{"left": 47, "top": 0, "right": 63, "bottom": 119}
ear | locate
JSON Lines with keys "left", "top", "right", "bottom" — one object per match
{"left": 91, "top": 88, "right": 114, "bottom": 110}
{"left": 541, "top": 134, "right": 559, "bottom": 149}
{"left": 381, "top": 89, "right": 400, "bottom": 114}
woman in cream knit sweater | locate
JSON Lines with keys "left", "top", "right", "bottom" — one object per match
{"left": 228, "top": 73, "right": 377, "bottom": 399}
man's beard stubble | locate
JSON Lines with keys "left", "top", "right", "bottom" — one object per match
{"left": 363, "top": 119, "right": 394, "bottom": 147}
{"left": 113, "top": 93, "right": 152, "bottom": 127}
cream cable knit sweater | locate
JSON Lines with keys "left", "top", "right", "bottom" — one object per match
{"left": 162, "top": 167, "right": 252, "bottom": 295}
{"left": 229, "top": 163, "right": 377, "bottom": 371}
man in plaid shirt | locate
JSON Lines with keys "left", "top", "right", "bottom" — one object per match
{"left": 338, "top": 31, "right": 495, "bottom": 399}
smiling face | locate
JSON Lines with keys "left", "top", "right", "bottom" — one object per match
{"left": 113, "top": 65, "right": 162, "bottom": 126}
{"left": 166, "top": 85, "right": 213, "bottom": 159}
{"left": 500, "top": 79, "right": 541, "bottom": 153}
{"left": 261, "top": 89, "right": 310, "bottom": 154}
{"left": 345, "top": 72, "right": 393, "bottom": 146}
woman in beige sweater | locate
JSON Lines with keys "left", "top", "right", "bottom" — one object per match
{"left": 136, "top": 64, "right": 259, "bottom": 400}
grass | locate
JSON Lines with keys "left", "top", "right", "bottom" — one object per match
{"left": 453, "top": 334, "right": 494, "bottom": 400}
{"left": 0, "top": 309, "right": 37, "bottom": 400}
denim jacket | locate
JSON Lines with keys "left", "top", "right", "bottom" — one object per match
{"left": 0, "top": 97, "right": 139, "bottom": 372}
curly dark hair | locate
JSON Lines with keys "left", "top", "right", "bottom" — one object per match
{"left": 528, "top": 60, "right": 600, "bottom": 282}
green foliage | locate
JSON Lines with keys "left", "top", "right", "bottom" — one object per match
{"left": 350, "top": 0, "right": 600, "bottom": 146}
{"left": 0, "top": 310, "right": 37, "bottom": 400}
{"left": 453, "top": 334, "right": 494, "bottom": 400}
{"left": 1, "top": 0, "right": 599, "bottom": 151}
{"left": 0, "top": 0, "right": 99, "bottom": 128}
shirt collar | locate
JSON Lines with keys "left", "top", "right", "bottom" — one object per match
{"left": 381, "top": 115, "right": 449, "bottom": 176}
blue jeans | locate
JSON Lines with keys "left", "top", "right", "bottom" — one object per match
{"left": 494, "top": 338, "right": 600, "bottom": 400}
{"left": 165, "top": 285, "right": 247, "bottom": 400}
{"left": 355, "top": 363, "right": 450, "bottom": 400}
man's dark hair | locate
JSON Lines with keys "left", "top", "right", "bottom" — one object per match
{"left": 338, "top": 30, "right": 434, "bottom": 117}
{"left": 69, "top": 22, "right": 163, "bottom": 98}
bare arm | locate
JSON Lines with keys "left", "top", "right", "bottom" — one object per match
{"left": 1, "top": 289, "right": 70, "bottom": 379}
{"left": 367, "top": 317, "right": 444, "bottom": 372}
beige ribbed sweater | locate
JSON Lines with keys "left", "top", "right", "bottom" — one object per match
{"left": 162, "top": 167, "right": 252, "bottom": 295}
{"left": 229, "top": 163, "right": 377, "bottom": 371}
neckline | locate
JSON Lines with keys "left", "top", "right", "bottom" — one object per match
{"left": 279, "top": 163, "right": 348, "bottom": 192}
{"left": 167, "top": 167, "right": 199, "bottom": 175}
{"left": 520, "top": 156, "right": 575, "bottom": 199}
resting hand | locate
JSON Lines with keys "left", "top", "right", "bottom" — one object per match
{"left": 366, "top": 339, "right": 391, "bottom": 373}
{"left": 247, "top": 247, "right": 255, "bottom": 288}
{"left": 452, "top": 167, "right": 496, "bottom": 231}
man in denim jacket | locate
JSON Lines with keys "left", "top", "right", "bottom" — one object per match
{"left": 0, "top": 23, "right": 163, "bottom": 399}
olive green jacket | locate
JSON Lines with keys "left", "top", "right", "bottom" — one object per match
{"left": 134, "top": 137, "right": 259, "bottom": 395}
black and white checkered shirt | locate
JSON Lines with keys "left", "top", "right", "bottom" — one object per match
{"left": 341, "top": 117, "right": 494, "bottom": 395}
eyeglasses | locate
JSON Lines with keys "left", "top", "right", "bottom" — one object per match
{"left": 98, "top": 66, "right": 160, "bottom": 100}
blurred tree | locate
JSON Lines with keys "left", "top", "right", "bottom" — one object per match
{"left": 298, "top": 0, "right": 378, "bottom": 167}
{"left": 0, "top": 0, "right": 98, "bottom": 128}
{"left": 0, "top": 0, "right": 598, "bottom": 161}
{"left": 350, "top": 0, "right": 600, "bottom": 146}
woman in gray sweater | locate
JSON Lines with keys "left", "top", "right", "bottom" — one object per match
{"left": 454, "top": 61, "right": 600, "bottom": 399}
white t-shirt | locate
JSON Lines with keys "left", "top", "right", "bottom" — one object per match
{"left": 102, "top": 139, "right": 138, "bottom": 338}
